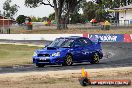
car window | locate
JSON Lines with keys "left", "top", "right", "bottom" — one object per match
{"left": 74, "top": 40, "right": 84, "bottom": 47}
{"left": 61, "top": 39, "right": 74, "bottom": 47}
{"left": 79, "top": 38, "right": 92, "bottom": 46}
{"left": 48, "top": 38, "right": 74, "bottom": 48}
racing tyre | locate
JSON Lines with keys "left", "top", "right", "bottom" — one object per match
{"left": 90, "top": 52, "right": 100, "bottom": 64}
{"left": 62, "top": 55, "right": 73, "bottom": 66}
{"left": 36, "top": 63, "right": 45, "bottom": 67}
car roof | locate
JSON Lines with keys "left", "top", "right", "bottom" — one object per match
{"left": 58, "top": 36, "right": 87, "bottom": 40}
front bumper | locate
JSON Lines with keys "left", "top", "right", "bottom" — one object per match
{"left": 33, "top": 56, "right": 65, "bottom": 65}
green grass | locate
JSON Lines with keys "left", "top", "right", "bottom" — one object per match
{"left": 0, "top": 44, "right": 42, "bottom": 67}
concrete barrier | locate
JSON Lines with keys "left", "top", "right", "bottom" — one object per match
{"left": 0, "top": 34, "right": 132, "bottom": 42}
{"left": 0, "top": 34, "right": 82, "bottom": 41}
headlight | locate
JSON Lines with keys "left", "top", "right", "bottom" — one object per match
{"left": 52, "top": 52, "right": 60, "bottom": 57}
{"left": 33, "top": 52, "right": 37, "bottom": 56}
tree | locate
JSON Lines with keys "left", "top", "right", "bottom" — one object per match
{"left": 70, "top": 13, "right": 82, "bottom": 24}
{"left": 0, "top": 11, "right": 2, "bottom": 15}
{"left": 3, "top": 0, "right": 19, "bottom": 19}
{"left": 95, "top": 9, "right": 107, "bottom": 22}
{"left": 82, "top": 1, "right": 99, "bottom": 21}
{"left": 16, "top": 15, "right": 26, "bottom": 25}
{"left": 42, "top": 17, "right": 48, "bottom": 21}
{"left": 69, "top": 0, "right": 86, "bottom": 24}
{"left": 25, "top": 0, "right": 83, "bottom": 29}
{"left": 48, "top": 12, "right": 55, "bottom": 20}
{"left": 99, "top": 0, "right": 132, "bottom": 9}
{"left": 31, "top": 16, "right": 38, "bottom": 22}
{"left": 96, "top": 0, "right": 102, "bottom": 4}
{"left": 31, "top": 16, "right": 42, "bottom": 22}
{"left": 96, "top": 0, "right": 132, "bottom": 21}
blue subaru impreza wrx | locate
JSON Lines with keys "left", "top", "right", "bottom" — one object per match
{"left": 33, "top": 36, "right": 103, "bottom": 67}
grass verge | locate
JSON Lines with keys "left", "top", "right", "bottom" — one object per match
{"left": 0, "top": 44, "right": 42, "bottom": 67}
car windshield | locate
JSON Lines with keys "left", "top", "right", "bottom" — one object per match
{"left": 48, "top": 38, "right": 74, "bottom": 48}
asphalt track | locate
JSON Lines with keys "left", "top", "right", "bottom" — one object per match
{"left": 0, "top": 42, "right": 132, "bottom": 74}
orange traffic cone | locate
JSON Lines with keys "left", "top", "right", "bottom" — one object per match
{"left": 80, "top": 68, "right": 91, "bottom": 86}
{"left": 82, "top": 68, "right": 89, "bottom": 77}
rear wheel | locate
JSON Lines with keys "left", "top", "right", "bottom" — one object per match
{"left": 36, "top": 63, "right": 45, "bottom": 67}
{"left": 62, "top": 55, "right": 73, "bottom": 66}
{"left": 90, "top": 53, "right": 100, "bottom": 64}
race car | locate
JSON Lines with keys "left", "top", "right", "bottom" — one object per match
{"left": 33, "top": 36, "right": 103, "bottom": 67}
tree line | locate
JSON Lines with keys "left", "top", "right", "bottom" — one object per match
{"left": 24, "top": 0, "right": 132, "bottom": 29}
{"left": 1, "top": 0, "right": 132, "bottom": 29}
{"left": 0, "top": 0, "right": 19, "bottom": 19}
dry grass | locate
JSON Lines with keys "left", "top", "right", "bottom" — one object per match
{"left": 0, "top": 67, "right": 132, "bottom": 88}
{"left": 10, "top": 27, "right": 132, "bottom": 34}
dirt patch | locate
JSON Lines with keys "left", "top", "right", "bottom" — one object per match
{"left": 0, "top": 67, "right": 132, "bottom": 88}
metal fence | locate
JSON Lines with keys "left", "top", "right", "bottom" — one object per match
{"left": 0, "top": 26, "right": 11, "bottom": 34}
{"left": 0, "top": 20, "right": 132, "bottom": 34}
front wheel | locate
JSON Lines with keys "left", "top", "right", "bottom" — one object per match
{"left": 36, "top": 63, "right": 45, "bottom": 68}
{"left": 90, "top": 53, "right": 100, "bottom": 64}
{"left": 62, "top": 55, "right": 73, "bottom": 66}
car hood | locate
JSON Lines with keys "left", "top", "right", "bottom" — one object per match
{"left": 35, "top": 47, "right": 69, "bottom": 54}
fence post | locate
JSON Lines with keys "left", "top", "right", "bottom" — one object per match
{"left": 7, "top": 28, "right": 10, "bottom": 34}
{"left": 0, "top": 27, "right": 1, "bottom": 34}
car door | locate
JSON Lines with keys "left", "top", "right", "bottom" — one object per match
{"left": 72, "top": 39, "right": 86, "bottom": 62}
{"left": 78, "top": 38, "right": 94, "bottom": 61}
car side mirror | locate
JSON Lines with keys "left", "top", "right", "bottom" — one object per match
{"left": 44, "top": 44, "right": 49, "bottom": 48}
{"left": 44, "top": 41, "right": 52, "bottom": 48}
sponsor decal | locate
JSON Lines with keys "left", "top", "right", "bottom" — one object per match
{"left": 90, "top": 80, "right": 130, "bottom": 85}
{"left": 79, "top": 68, "right": 131, "bottom": 86}
{"left": 89, "top": 34, "right": 124, "bottom": 42}
{"left": 124, "top": 34, "right": 132, "bottom": 42}
{"left": 83, "top": 34, "right": 89, "bottom": 38}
